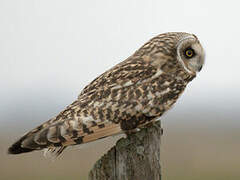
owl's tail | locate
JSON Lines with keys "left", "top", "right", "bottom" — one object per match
{"left": 8, "top": 124, "right": 48, "bottom": 154}
{"left": 8, "top": 119, "right": 123, "bottom": 157}
{"left": 8, "top": 135, "right": 35, "bottom": 154}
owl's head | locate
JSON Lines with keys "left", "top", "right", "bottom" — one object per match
{"left": 176, "top": 33, "right": 205, "bottom": 74}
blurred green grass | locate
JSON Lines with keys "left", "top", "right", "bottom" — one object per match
{"left": 1, "top": 125, "right": 240, "bottom": 180}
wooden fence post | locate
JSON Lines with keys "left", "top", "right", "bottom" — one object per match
{"left": 89, "top": 121, "right": 162, "bottom": 180}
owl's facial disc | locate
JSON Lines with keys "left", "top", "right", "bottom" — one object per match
{"left": 177, "top": 35, "right": 205, "bottom": 74}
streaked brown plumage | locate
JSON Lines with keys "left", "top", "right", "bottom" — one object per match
{"left": 8, "top": 32, "right": 205, "bottom": 156}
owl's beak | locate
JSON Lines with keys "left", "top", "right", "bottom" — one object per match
{"left": 198, "top": 65, "right": 203, "bottom": 72}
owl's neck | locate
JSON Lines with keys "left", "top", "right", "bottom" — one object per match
{"left": 176, "top": 68, "right": 196, "bottom": 83}
{"left": 159, "top": 59, "right": 196, "bottom": 83}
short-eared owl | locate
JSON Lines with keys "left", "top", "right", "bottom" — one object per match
{"left": 8, "top": 32, "right": 205, "bottom": 156}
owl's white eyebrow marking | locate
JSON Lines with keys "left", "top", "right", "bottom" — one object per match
{"left": 176, "top": 35, "right": 195, "bottom": 48}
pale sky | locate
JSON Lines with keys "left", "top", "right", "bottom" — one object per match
{"left": 0, "top": 0, "right": 239, "bottom": 130}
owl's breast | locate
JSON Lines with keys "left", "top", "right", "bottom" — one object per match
{"left": 140, "top": 74, "right": 187, "bottom": 117}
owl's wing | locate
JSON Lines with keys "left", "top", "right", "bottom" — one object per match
{"left": 8, "top": 56, "right": 176, "bottom": 157}
{"left": 79, "top": 56, "right": 157, "bottom": 95}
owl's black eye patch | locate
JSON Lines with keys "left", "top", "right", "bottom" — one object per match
{"left": 184, "top": 47, "right": 195, "bottom": 59}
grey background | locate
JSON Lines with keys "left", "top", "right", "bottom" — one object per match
{"left": 0, "top": 0, "right": 240, "bottom": 180}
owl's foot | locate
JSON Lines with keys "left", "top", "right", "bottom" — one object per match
{"left": 138, "top": 120, "right": 163, "bottom": 135}
{"left": 124, "top": 128, "right": 140, "bottom": 137}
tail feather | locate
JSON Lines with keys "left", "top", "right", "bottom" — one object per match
{"left": 8, "top": 136, "right": 35, "bottom": 154}
{"left": 8, "top": 124, "right": 49, "bottom": 155}
{"left": 43, "top": 146, "right": 67, "bottom": 159}
{"left": 8, "top": 119, "right": 123, "bottom": 156}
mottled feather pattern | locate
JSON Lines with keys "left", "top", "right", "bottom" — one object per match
{"left": 8, "top": 32, "right": 204, "bottom": 156}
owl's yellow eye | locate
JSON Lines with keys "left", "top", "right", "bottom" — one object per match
{"left": 184, "top": 48, "right": 195, "bottom": 58}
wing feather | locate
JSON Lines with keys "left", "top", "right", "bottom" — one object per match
{"left": 8, "top": 54, "right": 186, "bottom": 156}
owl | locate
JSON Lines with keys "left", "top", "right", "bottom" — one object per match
{"left": 8, "top": 32, "right": 205, "bottom": 157}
